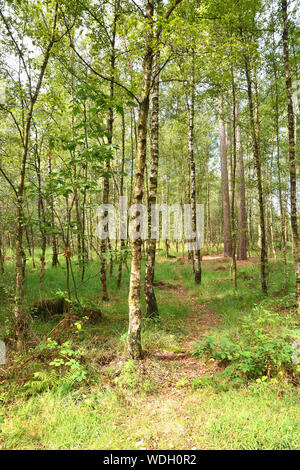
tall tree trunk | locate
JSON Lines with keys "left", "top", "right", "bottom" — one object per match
{"left": 13, "top": 3, "right": 59, "bottom": 350}
{"left": 74, "top": 182, "right": 83, "bottom": 267}
{"left": 35, "top": 142, "right": 47, "bottom": 284}
{"left": 117, "top": 111, "right": 126, "bottom": 288}
{"left": 88, "top": 187, "right": 94, "bottom": 262}
{"left": 235, "top": 76, "right": 247, "bottom": 260}
{"left": 244, "top": 56, "right": 268, "bottom": 293}
{"left": 47, "top": 150, "right": 58, "bottom": 267}
{"left": 145, "top": 27, "right": 160, "bottom": 318}
{"left": 273, "top": 60, "right": 287, "bottom": 284}
{"left": 188, "top": 56, "right": 201, "bottom": 284}
{"left": 100, "top": 1, "right": 119, "bottom": 300}
{"left": 226, "top": 121, "right": 233, "bottom": 210}
{"left": 281, "top": 0, "right": 300, "bottom": 316}
{"left": 231, "top": 69, "right": 238, "bottom": 288}
{"left": 0, "top": 229, "right": 4, "bottom": 274}
{"left": 81, "top": 102, "right": 89, "bottom": 281}
{"left": 165, "top": 178, "right": 170, "bottom": 257}
{"left": 127, "top": 0, "right": 154, "bottom": 359}
{"left": 219, "top": 98, "right": 232, "bottom": 257}
{"left": 205, "top": 153, "right": 211, "bottom": 252}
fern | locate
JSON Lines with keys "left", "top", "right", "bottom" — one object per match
{"left": 24, "top": 370, "right": 58, "bottom": 395}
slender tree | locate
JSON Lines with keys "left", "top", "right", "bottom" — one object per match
{"left": 219, "top": 97, "right": 233, "bottom": 258}
{"left": 144, "top": 0, "right": 162, "bottom": 318}
{"left": 281, "top": 0, "right": 300, "bottom": 316}
{"left": 244, "top": 55, "right": 268, "bottom": 293}
{"left": 187, "top": 55, "right": 201, "bottom": 283}
{"left": 0, "top": 3, "right": 59, "bottom": 349}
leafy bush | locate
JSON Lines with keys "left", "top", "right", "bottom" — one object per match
{"left": 22, "top": 339, "right": 90, "bottom": 396}
{"left": 193, "top": 307, "right": 300, "bottom": 388}
{"left": 39, "top": 339, "right": 89, "bottom": 384}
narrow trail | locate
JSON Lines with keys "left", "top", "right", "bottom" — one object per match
{"left": 145, "top": 255, "right": 259, "bottom": 392}
{"left": 146, "top": 276, "right": 221, "bottom": 389}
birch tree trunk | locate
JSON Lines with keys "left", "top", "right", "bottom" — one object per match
{"left": 144, "top": 30, "right": 160, "bottom": 318}
{"left": 127, "top": 0, "right": 154, "bottom": 358}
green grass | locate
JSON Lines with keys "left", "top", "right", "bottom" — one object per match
{"left": 0, "top": 249, "right": 299, "bottom": 450}
{"left": 1, "top": 382, "right": 299, "bottom": 450}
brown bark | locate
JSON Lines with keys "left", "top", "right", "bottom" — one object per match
{"left": 188, "top": 56, "right": 201, "bottom": 284}
{"left": 47, "top": 150, "right": 58, "bottom": 267}
{"left": 235, "top": 77, "right": 247, "bottom": 260}
{"left": 244, "top": 56, "right": 268, "bottom": 293}
{"left": 281, "top": 0, "right": 300, "bottom": 316}
{"left": 273, "top": 60, "right": 287, "bottom": 283}
{"left": 219, "top": 98, "right": 232, "bottom": 257}
{"left": 35, "top": 140, "right": 47, "bottom": 284}
{"left": 80, "top": 102, "right": 89, "bottom": 281}
{"left": 0, "top": 229, "right": 4, "bottom": 274}
{"left": 231, "top": 70, "right": 237, "bottom": 288}
{"left": 117, "top": 111, "right": 126, "bottom": 289}
{"left": 226, "top": 121, "right": 233, "bottom": 210}
{"left": 205, "top": 153, "right": 211, "bottom": 252}
{"left": 100, "top": 1, "right": 119, "bottom": 300}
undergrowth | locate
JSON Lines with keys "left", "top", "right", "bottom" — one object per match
{"left": 192, "top": 301, "right": 299, "bottom": 390}
{"left": 0, "top": 251, "right": 299, "bottom": 449}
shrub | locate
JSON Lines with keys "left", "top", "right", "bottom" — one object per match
{"left": 193, "top": 307, "right": 300, "bottom": 388}
{"left": 20, "top": 339, "right": 91, "bottom": 396}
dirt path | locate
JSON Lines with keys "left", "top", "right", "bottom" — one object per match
{"left": 146, "top": 280, "right": 221, "bottom": 387}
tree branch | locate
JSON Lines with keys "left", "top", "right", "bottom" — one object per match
{"left": 69, "top": 40, "right": 140, "bottom": 104}
{"left": 0, "top": 165, "right": 18, "bottom": 197}
{"left": 0, "top": 9, "right": 32, "bottom": 96}
{"left": 165, "top": 0, "right": 184, "bottom": 20}
{"left": 130, "top": 0, "right": 146, "bottom": 18}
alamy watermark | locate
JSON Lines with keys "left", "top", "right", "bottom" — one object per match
{"left": 96, "top": 197, "right": 204, "bottom": 250}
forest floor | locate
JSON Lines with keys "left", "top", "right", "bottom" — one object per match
{"left": 0, "top": 251, "right": 300, "bottom": 450}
